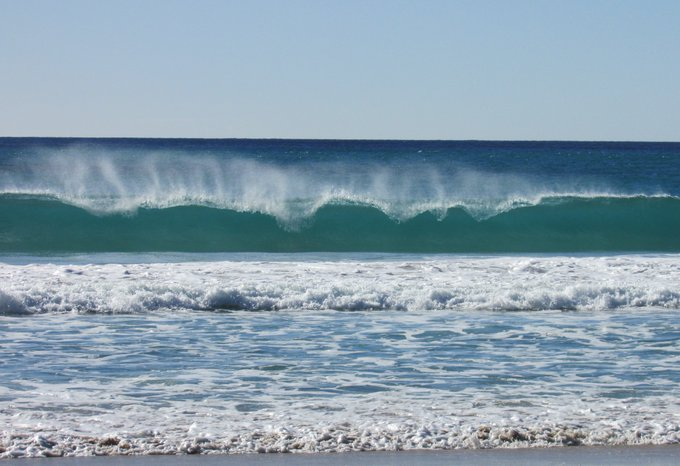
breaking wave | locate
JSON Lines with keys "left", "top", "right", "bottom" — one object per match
{"left": 2, "top": 256, "right": 679, "bottom": 314}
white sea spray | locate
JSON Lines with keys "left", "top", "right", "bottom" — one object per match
{"left": 1, "top": 147, "right": 657, "bottom": 226}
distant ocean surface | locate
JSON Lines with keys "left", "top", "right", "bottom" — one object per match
{"left": 1, "top": 138, "right": 679, "bottom": 457}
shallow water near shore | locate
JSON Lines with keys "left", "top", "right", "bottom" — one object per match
{"left": 2, "top": 281, "right": 680, "bottom": 456}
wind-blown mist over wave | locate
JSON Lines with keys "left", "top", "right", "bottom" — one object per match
{"left": 1, "top": 138, "right": 679, "bottom": 252}
{"left": 1, "top": 147, "right": 625, "bottom": 222}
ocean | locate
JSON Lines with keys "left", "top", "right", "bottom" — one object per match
{"left": 1, "top": 138, "right": 679, "bottom": 457}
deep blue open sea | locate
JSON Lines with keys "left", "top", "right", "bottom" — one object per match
{"left": 1, "top": 138, "right": 679, "bottom": 457}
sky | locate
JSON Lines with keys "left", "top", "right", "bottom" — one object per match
{"left": 1, "top": 0, "right": 679, "bottom": 140}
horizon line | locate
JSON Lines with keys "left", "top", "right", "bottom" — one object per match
{"left": 1, "top": 136, "right": 679, "bottom": 144}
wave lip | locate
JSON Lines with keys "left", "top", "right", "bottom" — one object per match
{"left": 2, "top": 190, "right": 675, "bottom": 220}
{"left": 1, "top": 147, "right": 674, "bottom": 222}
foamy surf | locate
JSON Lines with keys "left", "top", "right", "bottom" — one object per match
{"left": 2, "top": 305, "right": 679, "bottom": 458}
{"left": 1, "top": 255, "right": 680, "bottom": 314}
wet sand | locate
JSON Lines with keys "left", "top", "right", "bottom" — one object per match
{"left": 10, "top": 445, "right": 680, "bottom": 465}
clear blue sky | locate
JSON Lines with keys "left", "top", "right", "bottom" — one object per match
{"left": 1, "top": 0, "right": 679, "bottom": 140}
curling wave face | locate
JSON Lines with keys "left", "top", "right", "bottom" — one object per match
{"left": 1, "top": 195, "right": 679, "bottom": 252}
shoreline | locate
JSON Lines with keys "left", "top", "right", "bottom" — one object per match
{"left": 7, "top": 445, "right": 680, "bottom": 465}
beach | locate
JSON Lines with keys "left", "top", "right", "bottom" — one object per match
{"left": 7, "top": 446, "right": 680, "bottom": 465}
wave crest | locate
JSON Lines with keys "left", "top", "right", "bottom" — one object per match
{"left": 2, "top": 147, "right": 665, "bottom": 225}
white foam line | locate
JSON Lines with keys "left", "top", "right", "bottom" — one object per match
{"left": 1, "top": 255, "right": 679, "bottom": 314}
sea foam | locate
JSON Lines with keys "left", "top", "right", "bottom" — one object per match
{"left": 2, "top": 255, "right": 679, "bottom": 314}
{"left": 2, "top": 301, "right": 679, "bottom": 458}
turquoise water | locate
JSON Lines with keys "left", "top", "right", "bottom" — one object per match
{"left": 2, "top": 196, "right": 680, "bottom": 252}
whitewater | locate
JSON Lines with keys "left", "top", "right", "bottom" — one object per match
{"left": 1, "top": 138, "right": 680, "bottom": 458}
{"left": 2, "top": 255, "right": 680, "bottom": 315}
